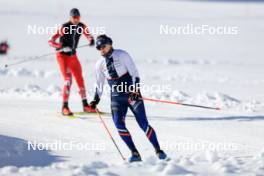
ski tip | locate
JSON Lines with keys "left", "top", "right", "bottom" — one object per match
{"left": 61, "top": 114, "right": 77, "bottom": 119}
{"left": 216, "top": 107, "right": 221, "bottom": 111}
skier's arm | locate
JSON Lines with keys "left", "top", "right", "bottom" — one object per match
{"left": 122, "top": 51, "right": 141, "bottom": 101}
{"left": 95, "top": 63, "right": 105, "bottom": 98}
{"left": 90, "top": 61, "right": 105, "bottom": 108}
{"left": 82, "top": 24, "right": 94, "bottom": 46}
{"left": 48, "top": 26, "right": 64, "bottom": 49}
{"left": 122, "top": 51, "right": 140, "bottom": 88}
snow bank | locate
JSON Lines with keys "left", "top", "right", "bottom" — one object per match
{"left": 147, "top": 58, "right": 219, "bottom": 66}
{"left": 1, "top": 150, "right": 264, "bottom": 175}
{"left": 0, "top": 84, "right": 61, "bottom": 99}
{"left": 0, "top": 68, "right": 59, "bottom": 78}
{"left": 0, "top": 84, "right": 263, "bottom": 112}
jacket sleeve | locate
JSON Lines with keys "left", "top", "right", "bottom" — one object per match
{"left": 82, "top": 23, "right": 94, "bottom": 43}
{"left": 95, "top": 60, "right": 105, "bottom": 98}
{"left": 48, "top": 26, "right": 64, "bottom": 48}
{"left": 122, "top": 51, "right": 140, "bottom": 85}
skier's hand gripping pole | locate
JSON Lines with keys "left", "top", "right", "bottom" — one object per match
{"left": 95, "top": 108, "right": 126, "bottom": 161}
{"left": 142, "top": 97, "right": 221, "bottom": 110}
{"left": 3, "top": 44, "right": 90, "bottom": 69}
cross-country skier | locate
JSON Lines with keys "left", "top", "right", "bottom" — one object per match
{"left": 48, "top": 8, "right": 95, "bottom": 116}
{"left": 89, "top": 35, "right": 167, "bottom": 162}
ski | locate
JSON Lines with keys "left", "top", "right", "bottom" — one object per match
{"left": 56, "top": 111, "right": 110, "bottom": 119}
{"left": 74, "top": 111, "right": 110, "bottom": 116}
{"left": 57, "top": 113, "right": 78, "bottom": 119}
{"left": 74, "top": 111, "right": 135, "bottom": 118}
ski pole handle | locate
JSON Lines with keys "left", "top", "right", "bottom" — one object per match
{"left": 142, "top": 97, "right": 221, "bottom": 110}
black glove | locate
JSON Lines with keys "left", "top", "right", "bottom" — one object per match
{"left": 129, "top": 92, "right": 141, "bottom": 101}
{"left": 129, "top": 78, "right": 141, "bottom": 101}
{"left": 90, "top": 100, "right": 98, "bottom": 109}
{"left": 89, "top": 38, "right": 95, "bottom": 46}
{"left": 89, "top": 92, "right": 100, "bottom": 109}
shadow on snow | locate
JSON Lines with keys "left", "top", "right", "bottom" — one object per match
{"left": 0, "top": 135, "right": 64, "bottom": 168}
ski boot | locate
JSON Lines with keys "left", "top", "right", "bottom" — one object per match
{"left": 62, "top": 106, "right": 73, "bottom": 116}
{"left": 129, "top": 150, "right": 142, "bottom": 163}
{"left": 83, "top": 105, "right": 96, "bottom": 113}
{"left": 156, "top": 149, "right": 168, "bottom": 160}
{"left": 83, "top": 99, "right": 96, "bottom": 113}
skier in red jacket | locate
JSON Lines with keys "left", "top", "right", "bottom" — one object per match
{"left": 48, "top": 8, "right": 95, "bottom": 116}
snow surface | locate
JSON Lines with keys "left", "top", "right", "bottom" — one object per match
{"left": 1, "top": 0, "right": 264, "bottom": 175}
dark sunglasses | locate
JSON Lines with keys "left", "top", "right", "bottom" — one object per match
{"left": 96, "top": 44, "right": 107, "bottom": 50}
{"left": 72, "top": 16, "right": 80, "bottom": 20}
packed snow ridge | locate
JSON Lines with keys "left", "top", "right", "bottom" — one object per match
{"left": 1, "top": 145, "right": 264, "bottom": 176}
{"left": 0, "top": 84, "right": 263, "bottom": 112}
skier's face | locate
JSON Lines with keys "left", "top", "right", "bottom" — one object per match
{"left": 70, "top": 16, "right": 80, "bottom": 25}
{"left": 99, "top": 44, "right": 112, "bottom": 56}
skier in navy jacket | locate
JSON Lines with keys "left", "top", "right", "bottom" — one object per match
{"left": 89, "top": 35, "right": 167, "bottom": 162}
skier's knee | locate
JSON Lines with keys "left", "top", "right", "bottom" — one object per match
{"left": 113, "top": 115, "right": 126, "bottom": 129}
{"left": 139, "top": 121, "right": 149, "bottom": 132}
{"left": 64, "top": 79, "right": 72, "bottom": 86}
{"left": 115, "top": 123, "right": 126, "bottom": 131}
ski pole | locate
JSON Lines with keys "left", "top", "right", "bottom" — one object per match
{"left": 142, "top": 97, "right": 221, "bottom": 110}
{"left": 4, "top": 44, "right": 90, "bottom": 69}
{"left": 95, "top": 108, "right": 126, "bottom": 161}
